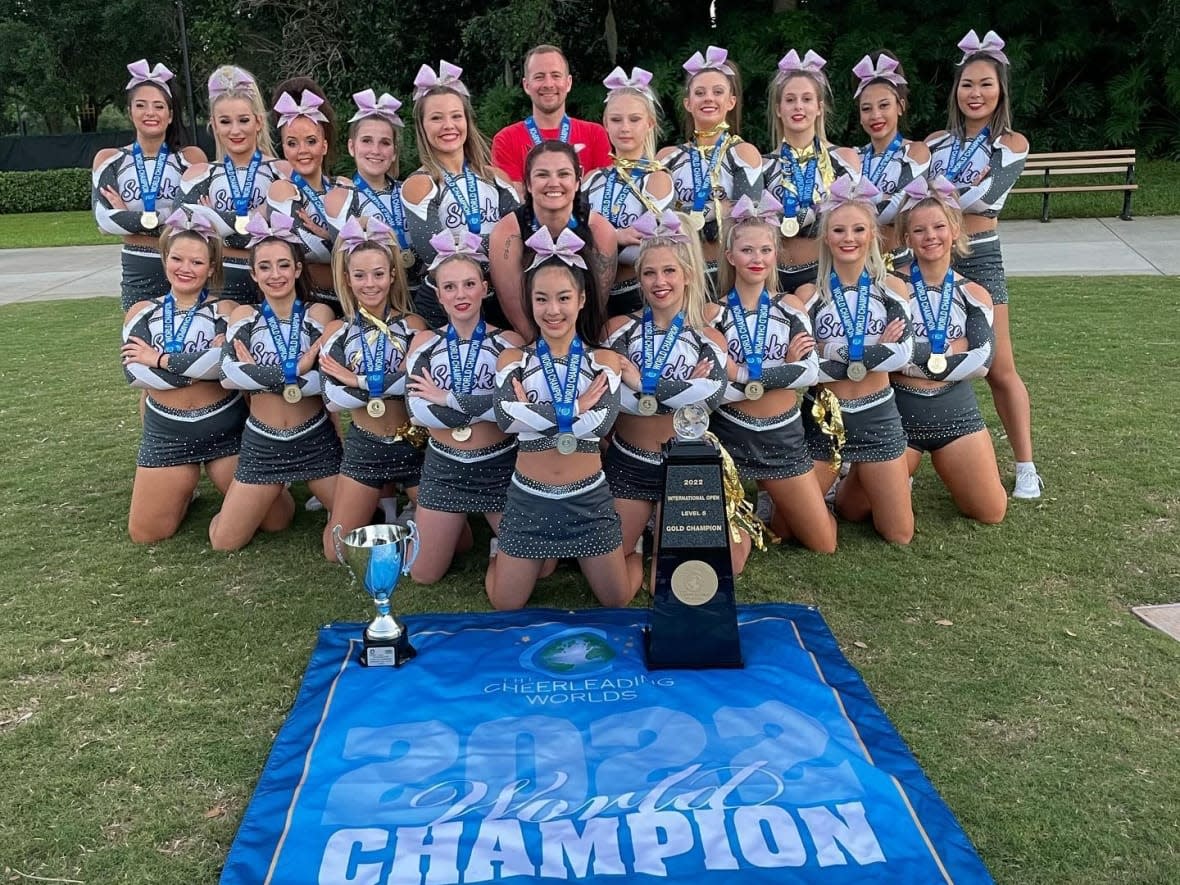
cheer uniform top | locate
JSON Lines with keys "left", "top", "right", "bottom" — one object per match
{"left": 664, "top": 137, "right": 763, "bottom": 227}
{"left": 321, "top": 313, "right": 418, "bottom": 413}
{"left": 857, "top": 139, "right": 930, "bottom": 226}
{"left": 763, "top": 141, "right": 850, "bottom": 240}
{"left": 93, "top": 146, "right": 191, "bottom": 237}
{"left": 266, "top": 174, "right": 338, "bottom": 264}
{"left": 897, "top": 274, "right": 994, "bottom": 384}
{"left": 581, "top": 163, "right": 674, "bottom": 265}
{"left": 926, "top": 131, "right": 1027, "bottom": 218}
{"left": 219, "top": 305, "right": 326, "bottom": 399}
{"left": 604, "top": 316, "right": 728, "bottom": 416}
{"left": 492, "top": 117, "right": 612, "bottom": 183}
{"left": 807, "top": 278, "right": 913, "bottom": 382}
{"left": 179, "top": 156, "right": 285, "bottom": 251}
{"left": 122, "top": 296, "right": 227, "bottom": 391}
{"left": 407, "top": 326, "right": 517, "bottom": 433}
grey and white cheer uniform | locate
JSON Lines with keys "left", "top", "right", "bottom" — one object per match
{"left": 267, "top": 175, "right": 338, "bottom": 305}
{"left": 857, "top": 139, "right": 929, "bottom": 272}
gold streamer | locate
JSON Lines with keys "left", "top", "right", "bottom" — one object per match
{"left": 779, "top": 140, "right": 837, "bottom": 205}
{"left": 810, "top": 388, "right": 846, "bottom": 475}
{"left": 704, "top": 432, "right": 773, "bottom": 551}
{"left": 391, "top": 421, "right": 429, "bottom": 449}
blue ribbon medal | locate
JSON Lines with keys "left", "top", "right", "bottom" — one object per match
{"left": 132, "top": 142, "right": 169, "bottom": 230}
{"left": 779, "top": 138, "right": 819, "bottom": 236}
{"left": 829, "top": 271, "right": 871, "bottom": 381}
{"left": 357, "top": 314, "right": 388, "bottom": 417}
{"left": 910, "top": 261, "right": 955, "bottom": 374}
{"left": 637, "top": 308, "right": 685, "bottom": 414}
{"left": 537, "top": 336, "right": 583, "bottom": 454}
{"left": 290, "top": 171, "right": 332, "bottom": 226}
{"left": 225, "top": 150, "right": 262, "bottom": 234}
{"left": 262, "top": 299, "right": 305, "bottom": 401}
{"left": 445, "top": 320, "right": 486, "bottom": 439}
{"left": 727, "top": 288, "right": 770, "bottom": 399}
{"left": 946, "top": 127, "right": 990, "bottom": 183}
{"left": 443, "top": 163, "right": 484, "bottom": 234}
{"left": 354, "top": 175, "right": 415, "bottom": 267}
{"left": 161, "top": 288, "right": 208, "bottom": 355}
{"left": 687, "top": 132, "right": 727, "bottom": 230}
{"left": 861, "top": 133, "right": 904, "bottom": 187}
{"left": 525, "top": 115, "right": 571, "bottom": 146}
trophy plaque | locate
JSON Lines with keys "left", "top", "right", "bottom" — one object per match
{"left": 334, "top": 523, "right": 419, "bottom": 667}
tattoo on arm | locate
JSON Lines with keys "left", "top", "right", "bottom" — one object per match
{"left": 503, "top": 234, "right": 520, "bottom": 260}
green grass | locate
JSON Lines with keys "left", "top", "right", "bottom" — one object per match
{"left": 0, "top": 210, "right": 113, "bottom": 248}
{"left": 1, "top": 280, "right": 1179, "bottom": 882}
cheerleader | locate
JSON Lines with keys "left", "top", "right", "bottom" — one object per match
{"left": 657, "top": 46, "right": 764, "bottom": 283}
{"left": 489, "top": 140, "right": 618, "bottom": 336}
{"left": 401, "top": 61, "right": 519, "bottom": 329}
{"left": 180, "top": 66, "right": 284, "bottom": 304}
{"left": 581, "top": 67, "right": 675, "bottom": 317}
{"left": 893, "top": 178, "right": 1006, "bottom": 523}
{"left": 764, "top": 50, "right": 859, "bottom": 294}
{"left": 404, "top": 231, "right": 525, "bottom": 585}
{"left": 491, "top": 228, "right": 630, "bottom": 610}
{"left": 94, "top": 59, "right": 207, "bottom": 310}
{"left": 209, "top": 212, "right": 340, "bottom": 551}
{"left": 120, "top": 206, "right": 243, "bottom": 543}
{"left": 798, "top": 176, "right": 915, "bottom": 544}
{"left": 319, "top": 217, "right": 428, "bottom": 561}
{"left": 926, "top": 29, "right": 1041, "bottom": 499}
{"left": 713, "top": 194, "right": 836, "bottom": 552}
{"left": 603, "top": 210, "right": 732, "bottom": 594}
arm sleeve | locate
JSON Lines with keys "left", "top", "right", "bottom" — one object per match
{"left": 495, "top": 354, "right": 559, "bottom": 433}
{"left": 814, "top": 294, "right": 914, "bottom": 381}
{"left": 93, "top": 153, "right": 150, "bottom": 236}
{"left": 653, "top": 337, "right": 728, "bottom": 411}
{"left": 758, "top": 311, "right": 820, "bottom": 391}
{"left": 219, "top": 315, "right": 284, "bottom": 392}
{"left": 876, "top": 149, "right": 931, "bottom": 226}
{"left": 320, "top": 325, "right": 366, "bottom": 412}
{"left": 121, "top": 305, "right": 169, "bottom": 390}
{"left": 957, "top": 142, "right": 1027, "bottom": 214}
{"left": 573, "top": 355, "right": 622, "bottom": 439}
{"left": 727, "top": 143, "right": 764, "bottom": 202}
{"left": 935, "top": 297, "right": 994, "bottom": 382}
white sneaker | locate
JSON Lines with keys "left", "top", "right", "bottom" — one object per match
{"left": 378, "top": 496, "right": 399, "bottom": 523}
{"left": 304, "top": 495, "right": 324, "bottom": 512}
{"left": 754, "top": 490, "right": 774, "bottom": 523}
{"left": 489, "top": 538, "right": 499, "bottom": 558}
{"left": 1012, "top": 470, "right": 1044, "bottom": 500}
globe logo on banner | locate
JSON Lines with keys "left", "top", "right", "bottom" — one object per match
{"left": 520, "top": 627, "right": 617, "bottom": 677}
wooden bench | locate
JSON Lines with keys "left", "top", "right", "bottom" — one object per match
{"left": 1011, "top": 149, "right": 1137, "bottom": 222}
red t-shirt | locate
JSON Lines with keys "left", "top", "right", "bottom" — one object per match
{"left": 492, "top": 117, "right": 612, "bottom": 183}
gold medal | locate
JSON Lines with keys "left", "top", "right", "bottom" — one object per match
{"left": 366, "top": 398, "right": 386, "bottom": 418}
{"left": 779, "top": 216, "right": 800, "bottom": 238}
{"left": 235, "top": 215, "right": 250, "bottom": 235}
{"left": 927, "top": 352, "right": 948, "bottom": 374}
{"left": 141, "top": 211, "right": 159, "bottom": 230}
{"left": 556, "top": 432, "right": 578, "bottom": 455}
{"left": 282, "top": 383, "right": 302, "bottom": 403}
{"left": 451, "top": 425, "right": 472, "bottom": 442}
{"left": 637, "top": 394, "right": 658, "bottom": 416}
{"left": 687, "top": 211, "right": 706, "bottom": 232}
{"left": 400, "top": 249, "right": 416, "bottom": 270}
{"left": 847, "top": 361, "right": 868, "bottom": 382}
{"left": 745, "top": 380, "right": 765, "bottom": 400}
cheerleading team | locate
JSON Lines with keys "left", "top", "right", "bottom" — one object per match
{"left": 404, "top": 232, "right": 526, "bottom": 586}
{"left": 95, "top": 60, "right": 208, "bottom": 310}
{"left": 318, "top": 217, "right": 428, "bottom": 561}
{"left": 180, "top": 66, "right": 285, "bottom": 304}
{"left": 208, "top": 212, "right": 340, "bottom": 551}
{"left": 581, "top": 67, "right": 675, "bottom": 317}
{"left": 926, "top": 30, "right": 1041, "bottom": 499}
{"left": 490, "top": 228, "right": 631, "bottom": 610}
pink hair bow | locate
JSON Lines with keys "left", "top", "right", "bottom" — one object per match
{"left": 207, "top": 67, "right": 256, "bottom": 102}
{"left": 525, "top": 227, "right": 587, "bottom": 271}
{"left": 682, "top": 46, "right": 734, "bottom": 78}
{"left": 901, "top": 176, "right": 960, "bottom": 207}
{"left": 428, "top": 229, "right": 487, "bottom": 271}
{"left": 126, "top": 59, "right": 174, "bottom": 95}
{"left": 602, "top": 66, "right": 654, "bottom": 97}
{"left": 852, "top": 54, "right": 907, "bottom": 97}
{"left": 778, "top": 49, "right": 826, "bottom": 78}
{"left": 413, "top": 61, "right": 469, "bottom": 101}
{"left": 730, "top": 192, "right": 784, "bottom": 225}
{"left": 163, "top": 206, "right": 225, "bottom": 240}
{"left": 339, "top": 217, "right": 395, "bottom": 254}
{"left": 958, "top": 29, "right": 1009, "bottom": 66}
{"left": 349, "top": 89, "right": 404, "bottom": 127}
{"left": 274, "top": 90, "right": 328, "bottom": 128}
{"left": 244, "top": 211, "right": 303, "bottom": 247}
{"left": 631, "top": 210, "right": 691, "bottom": 244}
{"left": 820, "top": 175, "right": 882, "bottom": 212}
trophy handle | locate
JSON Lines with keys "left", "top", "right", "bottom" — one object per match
{"left": 402, "top": 520, "right": 420, "bottom": 574}
{"left": 331, "top": 523, "right": 346, "bottom": 565}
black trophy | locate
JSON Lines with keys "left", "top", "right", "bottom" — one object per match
{"left": 644, "top": 403, "right": 743, "bottom": 669}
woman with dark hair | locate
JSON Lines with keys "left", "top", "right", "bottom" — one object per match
{"left": 489, "top": 140, "right": 618, "bottom": 337}
{"left": 94, "top": 59, "right": 208, "bottom": 310}
{"left": 925, "top": 30, "right": 1041, "bottom": 499}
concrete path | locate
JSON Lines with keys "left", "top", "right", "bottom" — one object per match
{"left": 1, "top": 216, "right": 1178, "bottom": 307}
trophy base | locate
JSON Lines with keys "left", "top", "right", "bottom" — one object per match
{"left": 361, "top": 623, "right": 417, "bottom": 668}
{"left": 643, "top": 625, "right": 744, "bottom": 671}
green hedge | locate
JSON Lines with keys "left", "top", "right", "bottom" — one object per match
{"left": 0, "top": 169, "right": 91, "bottom": 214}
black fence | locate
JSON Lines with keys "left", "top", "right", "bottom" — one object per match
{"left": 0, "top": 131, "right": 216, "bottom": 172}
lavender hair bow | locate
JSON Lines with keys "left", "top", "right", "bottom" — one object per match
{"left": 427, "top": 230, "right": 487, "bottom": 271}
{"left": 778, "top": 49, "right": 826, "bottom": 78}
{"left": 852, "top": 55, "right": 907, "bottom": 97}
{"left": 602, "top": 66, "right": 654, "bottom": 97}
{"left": 820, "top": 175, "right": 883, "bottom": 212}
{"left": 682, "top": 46, "right": 734, "bottom": 77}
{"left": 274, "top": 90, "right": 328, "bottom": 128}
{"left": 207, "top": 67, "right": 256, "bottom": 102}
{"left": 349, "top": 89, "right": 404, "bottom": 127}
{"left": 338, "top": 217, "right": 395, "bottom": 254}
{"left": 631, "top": 210, "right": 691, "bottom": 243}
{"left": 901, "top": 176, "right": 959, "bottom": 207}
{"left": 525, "top": 227, "right": 587, "bottom": 271}
{"left": 163, "top": 206, "right": 226, "bottom": 240}
{"left": 413, "top": 61, "right": 469, "bottom": 101}
{"left": 958, "top": 29, "right": 1009, "bottom": 66}
{"left": 244, "top": 211, "right": 303, "bottom": 247}
{"left": 730, "top": 192, "right": 784, "bottom": 225}
{"left": 126, "top": 59, "right": 174, "bottom": 95}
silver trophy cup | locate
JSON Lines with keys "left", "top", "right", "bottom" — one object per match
{"left": 333, "top": 522, "right": 420, "bottom": 667}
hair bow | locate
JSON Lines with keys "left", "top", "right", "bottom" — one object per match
{"left": 602, "top": 66, "right": 654, "bottom": 98}
{"left": 525, "top": 227, "right": 587, "bottom": 271}
{"left": 821, "top": 175, "right": 882, "bottom": 212}
{"left": 338, "top": 217, "right": 395, "bottom": 254}
{"left": 349, "top": 89, "right": 404, "bottom": 127}
{"left": 163, "top": 205, "right": 226, "bottom": 240}
{"left": 427, "top": 229, "right": 487, "bottom": 271}
{"left": 207, "top": 66, "right": 256, "bottom": 102}
{"left": 126, "top": 59, "right": 174, "bottom": 95}
{"left": 901, "top": 176, "right": 959, "bottom": 207}
{"left": 958, "top": 29, "right": 1009, "bottom": 66}
{"left": 413, "top": 61, "right": 469, "bottom": 101}
{"left": 244, "top": 211, "right": 303, "bottom": 247}
{"left": 730, "top": 192, "right": 784, "bottom": 225}
{"left": 631, "top": 210, "right": 692, "bottom": 244}
{"left": 777, "top": 49, "right": 826, "bottom": 78}
{"left": 682, "top": 46, "right": 734, "bottom": 78}
{"left": 274, "top": 90, "right": 328, "bottom": 128}
{"left": 852, "top": 54, "right": 907, "bottom": 97}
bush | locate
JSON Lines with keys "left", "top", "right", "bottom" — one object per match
{"left": 0, "top": 169, "right": 91, "bottom": 214}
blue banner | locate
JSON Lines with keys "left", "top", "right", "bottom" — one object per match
{"left": 222, "top": 605, "right": 991, "bottom": 884}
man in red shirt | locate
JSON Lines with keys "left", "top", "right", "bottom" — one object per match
{"left": 492, "top": 44, "right": 612, "bottom": 190}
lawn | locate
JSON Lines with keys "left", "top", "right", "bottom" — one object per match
{"left": 1, "top": 280, "right": 1178, "bottom": 883}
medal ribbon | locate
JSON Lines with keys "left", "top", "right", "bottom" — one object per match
{"left": 261, "top": 299, "right": 304, "bottom": 385}
{"left": 537, "top": 336, "right": 583, "bottom": 434}
{"left": 599, "top": 167, "right": 647, "bottom": 225}
{"left": 161, "top": 288, "right": 208, "bottom": 354}
{"left": 828, "top": 271, "right": 871, "bottom": 362}
{"left": 640, "top": 308, "right": 685, "bottom": 396}
{"left": 727, "top": 288, "right": 770, "bottom": 381}
{"left": 224, "top": 150, "right": 262, "bottom": 219}
{"left": 689, "top": 132, "right": 728, "bottom": 212}
{"left": 290, "top": 171, "right": 332, "bottom": 223}
{"left": 525, "top": 115, "right": 571, "bottom": 146}
{"left": 354, "top": 175, "right": 411, "bottom": 250}
{"left": 946, "top": 127, "right": 990, "bottom": 182}
{"left": 356, "top": 311, "right": 388, "bottom": 399}
{"left": 909, "top": 261, "right": 954, "bottom": 355}
{"left": 780, "top": 138, "right": 820, "bottom": 220}
{"left": 131, "top": 142, "right": 169, "bottom": 213}
{"left": 446, "top": 320, "right": 486, "bottom": 396}
{"left": 860, "top": 133, "right": 904, "bottom": 187}
{"left": 442, "top": 163, "right": 483, "bottom": 234}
